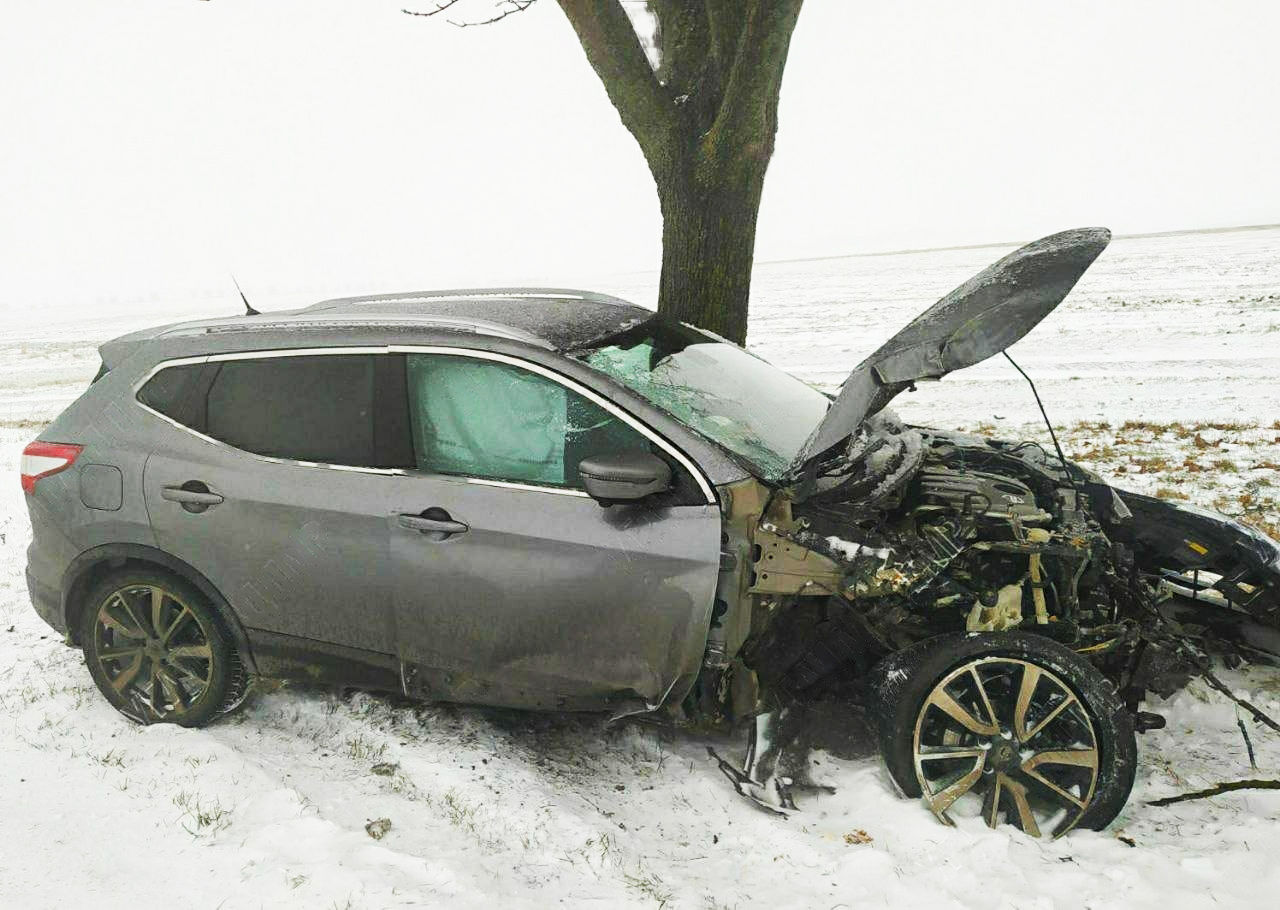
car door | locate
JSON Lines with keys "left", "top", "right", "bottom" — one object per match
{"left": 142, "top": 350, "right": 406, "bottom": 657}
{"left": 385, "top": 347, "right": 722, "bottom": 712}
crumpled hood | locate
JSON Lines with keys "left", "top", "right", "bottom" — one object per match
{"left": 787, "top": 226, "right": 1111, "bottom": 480}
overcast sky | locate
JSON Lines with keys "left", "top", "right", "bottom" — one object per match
{"left": 2, "top": 0, "right": 1277, "bottom": 315}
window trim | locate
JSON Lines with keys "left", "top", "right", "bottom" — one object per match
{"left": 132, "top": 346, "right": 716, "bottom": 504}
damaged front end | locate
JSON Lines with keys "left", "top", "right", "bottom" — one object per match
{"left": 757, "top": 415, "right": 1280, "bottom": 683}
{"left": 687, "top": 227, "right": 1280, "bottom": 831}
{"left": 703, "top": 413, "right": 1280, "bottom": 827}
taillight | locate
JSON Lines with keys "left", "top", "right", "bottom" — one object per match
{"left": 20, "top": 442, "right": 83, "bottom": 494}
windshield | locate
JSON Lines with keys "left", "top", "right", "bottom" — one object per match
{"left": 575, "top": 319, "right": 831, "bottom": 479}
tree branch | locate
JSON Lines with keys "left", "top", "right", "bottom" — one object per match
{"left": 703, "top": 0, "right": 747, "bottom": 71}
{"left": 699, "top": 0, "right": 803, "bottom": 178}
{"left": 401, "top": 1, "right": 466, "bottom": 18}
{"left": 555, "top": 0, "right": 677, "bottom": 173}
{"left": 402, "top": 0, "right": 537, "bottom": 27}
{"left": 646, "top": 1, "right": 719, "bottom": 131}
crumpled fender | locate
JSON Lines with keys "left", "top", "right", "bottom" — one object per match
{"left": 1107, "top": 489, "right": 1280, "bottom": 623}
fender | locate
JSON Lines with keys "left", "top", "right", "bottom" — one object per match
{"left": 1112, "top": 490, "right": 1280, "bottom": 622}
{"left": 60, "top": 542, "right": 259, "bottom": 674}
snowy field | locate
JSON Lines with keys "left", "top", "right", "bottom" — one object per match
{"left": 2, "top": 227, "right": 1279, "bottom": 908}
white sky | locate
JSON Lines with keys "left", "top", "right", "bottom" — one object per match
{"left": 2, "top": 0, "right": 1277, "bottom": 314}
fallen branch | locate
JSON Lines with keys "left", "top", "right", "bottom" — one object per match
{"left": 1147, "top": 779, "right": 1280, "bottom": 807}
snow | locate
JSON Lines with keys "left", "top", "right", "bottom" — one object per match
{"left": 825, "top": 537, "right": 892, "bottom": 562}
{"left": 3, "top": 227, "right": 1280, "bottom": 908}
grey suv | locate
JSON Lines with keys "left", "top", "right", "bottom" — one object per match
{"left": 24, "top": 229, "right": 1280, "bottom": 837}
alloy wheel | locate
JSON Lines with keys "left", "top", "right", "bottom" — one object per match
{"left": 90, "top": 584, "right": 215, "bottom": 722}
{"left": 912, "top": 657, "right": 1100, "bottom": 837}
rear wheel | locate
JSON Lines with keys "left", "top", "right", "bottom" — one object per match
{"left": 873, "top": 632, "right": 1136, "bottom": 837}
{"left": 79, "top": 569, "right": 237, "bottom": 727}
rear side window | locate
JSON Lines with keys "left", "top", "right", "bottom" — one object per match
{"left": 137, "top": 363, "right": 202, "bottom": 421}
{"left": 204, "top": 355, "right": 377, "bottom": 466}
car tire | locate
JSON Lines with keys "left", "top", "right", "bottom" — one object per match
{"left": 79, "top": 568, "right": 240, "bottom": 727}
{"left": 870, "top": 631, "right": 1137, "bottom": 837}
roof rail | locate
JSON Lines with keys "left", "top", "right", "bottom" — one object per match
{"left": 305, "top": 287, "right": 636, "bottom": 311}
{"left": 158, "top": 314, "right": 550, "bottom": 347}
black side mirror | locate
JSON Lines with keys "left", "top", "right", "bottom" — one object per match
{"left": 578, "top": 451, "right": 672, "bottom": 505}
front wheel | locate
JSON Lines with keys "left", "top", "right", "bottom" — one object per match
{"left": 873, "top": 632, "right": 1137, "bottom": 838}
{"left": 79, "top": 569, "right": 238, "bottom": 727}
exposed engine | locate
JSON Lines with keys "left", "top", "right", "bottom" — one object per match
{"left": 744, "top": 409, "right": 1280, "bottom": 708}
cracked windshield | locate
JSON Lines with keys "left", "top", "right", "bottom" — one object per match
{"left": 578, "top": 319, "right": 832, "bottom": 479}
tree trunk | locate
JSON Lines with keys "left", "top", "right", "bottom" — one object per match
{"left": 656, "top": 167, "right": 766, "bottom": 346}
{"left": 551, "top": 0, "right": 804, "bottom": 345}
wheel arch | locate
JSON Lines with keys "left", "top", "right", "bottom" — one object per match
{"left": 61, "top": 543, "right": 258, "bottom": 674}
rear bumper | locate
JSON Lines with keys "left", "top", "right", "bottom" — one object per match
{"left": 26, "top": 563, "right": 65, "bottom": 635}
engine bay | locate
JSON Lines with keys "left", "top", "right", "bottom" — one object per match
{"left": 726, "top": 410, "right": 1280, "bottom": 719}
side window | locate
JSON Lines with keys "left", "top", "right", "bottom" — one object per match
{"left": 405, "top": 353, "right": 651, "bottom": 489}
{"left": 136, "top": 363, "right": 202, "bottom": 421}
{"left": 203, "top": 355, "right": 377, "bottom": 466}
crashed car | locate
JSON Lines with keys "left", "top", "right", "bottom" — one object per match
{"left": 22, "top": 228, "right": 1280, "bottom": 838}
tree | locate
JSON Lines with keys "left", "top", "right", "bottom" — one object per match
{"left": 405, "top": 1, "right": 805, "bottom": 344}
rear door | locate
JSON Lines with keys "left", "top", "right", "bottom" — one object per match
{"left": 141, "top": 350, "right": 407, "bottom": 656}
{"left": 384, "top": 348, "right": 722, "bottom": 712}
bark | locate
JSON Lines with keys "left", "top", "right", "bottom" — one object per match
{"left": 657, "top": 168, "right": 766, "bottom": 345}
{"left": 556, "top": 0, "right": 804, "bottom": 345}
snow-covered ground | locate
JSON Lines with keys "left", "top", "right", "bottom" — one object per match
{"left": 2, "top": 227, "right": 1279, "bottom": 908}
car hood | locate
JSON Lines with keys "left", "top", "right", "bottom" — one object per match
{"left": 786, "top": 226, "right": 1111, "bottom": 480}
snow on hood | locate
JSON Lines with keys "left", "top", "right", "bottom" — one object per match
{"left": 787, "top": 226, "right": 1111, "bottom": 477}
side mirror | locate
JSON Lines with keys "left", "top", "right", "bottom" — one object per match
{"left": 578, "top": 451, "right": 672, "bottom": 505}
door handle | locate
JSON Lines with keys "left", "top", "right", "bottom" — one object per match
{"left": 160, "top": 482, "right": 223, "bottom": 516}
{"left": 161, "top": 485, "right": 225, "bottom": 508}
{"left": 397, "top": 514, "right": 469, "bottom": 535}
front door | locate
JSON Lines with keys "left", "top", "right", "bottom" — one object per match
{"left": 387, "top": 349, "right": 721, "bottom": 711}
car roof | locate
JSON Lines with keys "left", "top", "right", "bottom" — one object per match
{"left": 88, "top": 287, "right": 753, "bottom": 488}
{"left": 150, "top": 288, "right": 655, "bottom": 352}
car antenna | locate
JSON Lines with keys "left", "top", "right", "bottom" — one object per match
{"left": 231, "top": 274, "right": 261, "bottom": 316}
{"left": 1003, "top": 351, "right": 1080, "bottom": 494}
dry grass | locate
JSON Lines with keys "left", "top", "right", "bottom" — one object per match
{"left": 1131, "top": 455, "right": 1172, "bottom": 474}
{"left": 1072, "top": 419, "right": 1113, "bottom": 434}
{"left": 1242, "top": 515, "right": 1280, "bottom": 539}
{"left": 1058, "top": 419, "right": 1279, "bottom": 544}
{"left": 1120, "top": 419, "right": 1173, "bottom": 435}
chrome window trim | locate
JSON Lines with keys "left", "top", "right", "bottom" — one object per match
{"left": 132, "top": 346, "right": 716, "bottom": 503}
{"left": 432, "top": 475, "right": 591, "bottom": 499}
